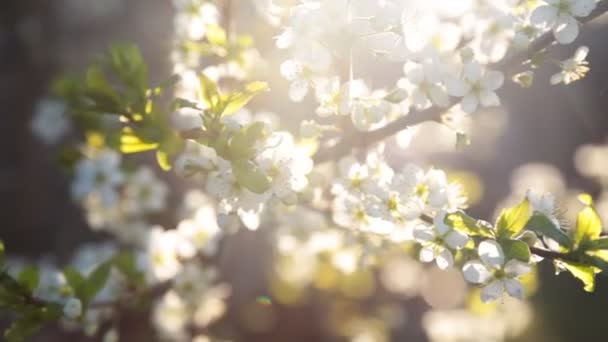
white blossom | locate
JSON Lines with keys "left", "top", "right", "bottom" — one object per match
{"left": 63, "top": 297, "right": 83, "bottom": 319}
{"left": 413, "top": 211, "right": 470, "bottom": 270}
{"left": 462, "top": 240, "right": 531, "bottom": 302}
{"left": 550, "top": 46, "right": 590, "bottom": 85}
{"left": 531, "top": 0, "right": 597, "bottom": 44}
{"left": 446, "top": 62, "right": 504, "bottom": 114}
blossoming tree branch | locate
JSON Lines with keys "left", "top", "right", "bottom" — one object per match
{"left": 5, "top": 0, "right": 608, "bottom": 341}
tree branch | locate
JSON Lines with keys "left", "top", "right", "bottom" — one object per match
{"left": 529, "top": 246, "right": 580, "bottom": 263}
{"left": 313, "top": 1, "right": 608, "bottom": 164}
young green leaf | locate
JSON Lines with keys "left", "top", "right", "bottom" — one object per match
{"left": 221, "top": 81, "right": 269, "bottom": 116}
{"left": 113, "top": 251, "right": 145, "bottom": 288}
{"left": 496, "top": 199, "right": 530, "bottom": 238}
{"left": 17, "top": 267, "right": 39, "bottom": 293}
{"left": 561, "top": 261, "right": 598, "bottom": 292}
{"left": 119, "top": 128, "right": 159, "bottom": 153}
{"left": 83, "top": 261, "right": 112, "bottom": 304}
{"left": 156, "top": 150, "right": 172, "bottom": 171}
{"left": 206, "top": 24, "right": 227, "bottom": 47}
{"left": 524, "top": 212, "right": 571, "bottom": 247}
{"left": 232, "top": 159, "right": 271, "bottom": 194}
{"left": 445, "top": 211, "right": 494, "bottom": 238}
{"left": 63, "top": 267, "right": 86, "bottom": 301}
{"left": 229, "top": 122, "right": 267, "bottom": 160}
{"left": 574, "top": 205, "right": 602, "bottom": 249}
{"left": 500, "top": 239, "right": 531, "bottom": 262}
{"left": 199, "top": 73, "right": 220, "bottom": 111}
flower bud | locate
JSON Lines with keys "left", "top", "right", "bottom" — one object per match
{"left": 63, "top": 297, "right": 82, "bottom": 319}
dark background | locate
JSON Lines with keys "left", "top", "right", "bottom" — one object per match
{"left": 1, "top": 0, "right": 608, "bottom": 341}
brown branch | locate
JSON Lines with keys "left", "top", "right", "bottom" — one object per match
{"left": 529, "top": 246, "right": 580, "bottom": 263}
{"left": 313, "top": 1, "right": 608, "bottom": 164}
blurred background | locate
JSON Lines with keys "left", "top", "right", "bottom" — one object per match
{"left": 2, "top": 0, "right": 608, "bottom": 341}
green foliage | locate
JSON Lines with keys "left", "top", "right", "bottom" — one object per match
{"left": 445, "top": 211, "right": 494, "bottom": 238}
{"left": 83, "top": 261, "right": 113, "bottom": 304}
{"left": 199, "top": 72, "right": 268, "bottom": 118}
{"left": 63, "top": 267, "right": 86, "bottom": 303}
{"left": 229, "top": 122, "right": 267, "bottom": 160}
{"left": 232, "top": 159, "right": 271, "bottom": 194}
{"left": 17, "top": 267, "right": 39, "bottom": 293}
{"left": 500, "top": 239, "right": 531, "bottom": 262}
{"left": 221, "top": 81, "right": 269, "bottom": 116}
{"left": 496, "top": 199, "right": 530, "bottom": 238}
{"left": 64, "top": 260, "right": 114, "bottom": 307}
{"left": 113, "top": 251, "right": 145, "bottom": 288}
{"left": 524, "top": 212, "right": 571, "bottom": 247}
{"left": 561, "top": 261, "right": 598, "bottom": 292}
{"left": 573, "top": 204, "right": 602, "bottom": 249}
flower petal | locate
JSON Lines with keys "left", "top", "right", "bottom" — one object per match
{"left": 436, "top": 248, "right": 454, "bottom": 270}
{"left": 433, "top": 211, "right": 450, "bottom": 235}
{"left": 481, "top": 71, "right": 504, "bottom": 91}
{"left": 504, "top": 278, "right": 525, "bottom": 299}
{"left": 444, "top": 230, "right": 470, "bottom": 249}
{"left": 481, "top": 280, "right": 504, "bottom": 303}
{"left": 479, "top": 90, "right": 500, "bottom": 107}
{"left": 462, "top": 260, "right": 492, "bottom": 284}
{"left": 574, "top": 46, "right": 589, "bottom": 62}
{"left": 289, "top": 79, "right": 309, "bottom": 102}
{"left": 461, "top": 93, "right": 478, "bottom": 113}
{"left": 445, "top": 77, "right": 471, "bottom": 97}
{"left": 479, "top": 240, "right": 505, "bottom": 268}
{"left": 554, "top": 14, "right": 579, "bottom": 45}
{"left": 504, "top": 259, "right": 532, "bottom": 277}
{"left": 419, "top": 244, "right": 436, "bottom": 263}
{"left": 413, "top": 224, "right": 435, "bottom": 243}
{"left": 550, "top": 72, "right": 564, "bottom": 85}
{"left": 570, "top": 0, "right": 596, "bottom": 18}
{"left": 530, "top": 5, "right": 558, "bottom": 27}
{"left": 429, "top": 85, "right": 450, "bottom": 107}
{"left": 464, "top": 62, "right": 482, "bottom": 82}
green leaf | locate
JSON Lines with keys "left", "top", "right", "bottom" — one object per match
{"left": 17, "top": 267, "right": 39, "bottom": 293}
{"left": 229, "top": 122, "right": 267, "bottom": 160}
{"left": 119, "top": 128, "right": 159, "bottom": 153}
{"left": 496, "top": 199, "right": 531, "bottom": 238}
{"left": 500, "top": 239, "right": 531, "bottom": 262}
{"left": 587, "top": 237, "right": 608, "bottom": 251}
{"left": 585, "top": 255, "right": 608, "bottom": 274}
{"left": 199, "top": 73, "right": 220, "bottom": 111}
{"left": 561, "top": 261, "right": 598, "bottom": 292}
{"left": 83, "top": 261, "right": 112, "bottom": 304}
{"left": 4, "top": 315, "right": 44, "bottom": 342}
{"left": 574, "top": 205, "right": 603, "bottom": 249}
{"left": 113, "top": 252, "right": 145, "bottom": 288}
{"left": 84, "top": 66, "right": 121, "bottom": 112}
{"left": 206, "top": 24, "right": 227, "bottom": 46}
{"left": 63, "top": 267, "right": 86, "bottom": 301}
{"left": 156, "top": 150, "right": 172, "bottom": 171}
{"left": 445, "top": 211, "right": 494, "bottom": 238}
{"left": 232, "top": 159, "right": 270, "bottom": 194}
{"left": 107, "top": 43, "right": 148, "bottom": 92}
{"left": 221, "top": 81, "right": 269, "bottom": 116}
{"left": 524, "top": 212, "right": 571, "bottom": 247}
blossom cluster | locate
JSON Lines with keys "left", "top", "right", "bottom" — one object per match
{"left": 12, "top": 0, "right": 607, "bottom": 341}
